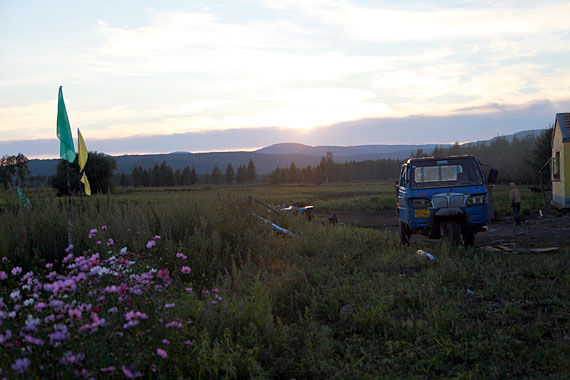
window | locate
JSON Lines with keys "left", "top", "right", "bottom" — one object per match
{"left": 552, "top": 151, "right": 560, "bottom": 181}
{"left": 410, "top": 158, "right": 483, "bottom": 189}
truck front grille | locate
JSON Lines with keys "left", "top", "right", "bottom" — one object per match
{"left": 449, "top": 195, "right": 464, "bottom": 207}
{"left": 432, "top": 196, "right": 448, "bottom": 208}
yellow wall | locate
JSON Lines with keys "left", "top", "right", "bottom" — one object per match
{"left": 552, "top": 118, "right": 570, "bottom": 207}
{"left": 560, "top": 142, "right": 570, "bottom": 198}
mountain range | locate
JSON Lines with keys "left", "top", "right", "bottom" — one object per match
{"left": 27, "top": 129, "right": 544, "bottom": 177}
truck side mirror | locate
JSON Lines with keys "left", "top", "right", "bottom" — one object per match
{"left": 488, "top": 168, "right": 498, "bottom": 184}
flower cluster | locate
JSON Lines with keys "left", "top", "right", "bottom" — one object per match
{"left": 0, "top": 226, "right": 221, "bottom": 378}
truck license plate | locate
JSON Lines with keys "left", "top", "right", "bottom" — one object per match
{"left": 414, "top": 209, "right": 430, "bottom": 218}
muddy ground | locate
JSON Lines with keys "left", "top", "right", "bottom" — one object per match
{"left": 316, "top": 208, "right": 570, "bottom": 249}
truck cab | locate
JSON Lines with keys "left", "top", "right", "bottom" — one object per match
{"left": 397, "top": 155, "right": 496, "bottom": 245}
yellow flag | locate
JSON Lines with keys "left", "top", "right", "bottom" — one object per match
{"left": 78, "top": 128, "right": 88, "bottom": 173}
{"left": 81, "top": 172, "right": 91, "bottom": 196}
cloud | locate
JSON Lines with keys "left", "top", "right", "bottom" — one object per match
{"left": 3, "top": 98, "right": 567, "bottom": 159}
{"left": 258, "top": 0, "right": 570, "bottom": 42}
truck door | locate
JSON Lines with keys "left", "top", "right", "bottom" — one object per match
{"left": 397, "top": 165, "right": 409, "bottom": 223}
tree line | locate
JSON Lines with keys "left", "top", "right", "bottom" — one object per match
{"left": 5, "top": 127, "right": 554, "bottom": 196}
{"left": 118, "top": 159, "right": 257, "bottom": 187}
{"left": 267, "top": 128, "right": 553, "bottom": 185}
{"left": 417, "top": 128, "right": 553, "bottom": 184}
{"left": 267, "top": 152, "right": 401, "bottom": 185}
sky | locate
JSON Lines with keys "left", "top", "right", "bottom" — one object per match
{"left": 1, "top": 0, "right": 570, "bottom": 157}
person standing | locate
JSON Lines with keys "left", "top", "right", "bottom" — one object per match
{"left": 509, "top": 182, "right": 522, "bottom": 226}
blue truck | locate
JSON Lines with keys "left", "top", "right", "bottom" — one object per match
{"left": 397, "top": 155, "right": 497, "bottom": 245}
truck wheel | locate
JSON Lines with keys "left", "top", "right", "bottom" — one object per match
{"left": 400, "top": 222, "right": 410, "bottom": 245}
{"left": 463, "top": 229, "right": 475, "bottom": 246}
{"left": 441, "top": 220, "right": 461, "bottom": 245}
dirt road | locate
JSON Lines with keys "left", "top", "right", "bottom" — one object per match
{"left": 318, "top": 208, "right": 570, "bottom": 248}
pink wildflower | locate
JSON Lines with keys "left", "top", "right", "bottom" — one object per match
{"left": 162, "top": 339, "right": 170, "bottom": 345}
{"left": 157, "top": 269, "right": 169, "bottom": 279}
{"left": 181, "top": 266, "right": 191, "bottom": 274}
{"left": 49, "top": 330, "right": 69, "bottom": 344}
{"left": 46, "top": 263, "right": 53, "bottom": 269}
{"left": 105, "top": 285, "right": 117, "bottom": 293}
{"left": 88, "top": 228, "right": 98, "bottom": 238}
{"left": 12, "top": 358, "right": 30, "bottom": 373}
{"left": 176, "top": 253, "right": 187, "bottom": 259}
{"left": 96, "top": 240, "right": 102, "bottom": 245}
{"left": 106, "top": 238, "right": 114, "bottom": 246}
{"left": 123, "top": 320, "right": 140, "bottom": 329}
{"left": 122, "top": 365, "right": 142, "bottom": 378}
{"left": 164, "top": 303, "right": 175, "bottom": 308}
{"left": 118, "top": 283, "right": 127, "bottom": 296}
{"left": 65, "top": 244, "right": 74, "bottom": 253}
{"left": 101, "top": 225, "right": 107, "bottom": 230}
{"left": 1, "top": 256, "right": 7, "bottom": 262}
{"left": 63, "top": 253, "right": 73, "bottom": 263}
{"left": 68, "top": 308, "right": 82, "bottom": 320}
{"left": 146, "top": 240, "right": 156, "bottom": 249}
{"left": 0, "top": 330, "right": 12, "bottom": 344}
{"left": 165, "top": 320, "right": 183, "bottom": 328}
{"left": 11, "top": 266, "right": 22, "bottom": 275}
{"left": 24, "top": 334, "right": 45, "bottom": 345}
{"left": 100, "top": 366, "right": 116, "bottom": 373}
{"left": 60, "top": 351, "right": 85, "bottom": 365}
{"left": 0, "top": 271, "right": 7, "bottom": 280}
{"left": 185, "top": 340, "right": 192, "bottom": 345}
{"left": 156, "top": 348, "right": 168, "bottom": 359}
{"left": 153, "top": 235, "right": 161, "bottom": 240}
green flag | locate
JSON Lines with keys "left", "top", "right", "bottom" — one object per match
{"left": 57, "top": 86, "right": 76, "bottom": 163}
{"left": 17, "top": 185, "right": 31, "bottom": 208}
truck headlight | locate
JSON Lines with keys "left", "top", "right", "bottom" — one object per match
{"left": 465, "top": 194, "right": 487, "bottom": 206}
{"left": 412, "top": 198, "right": 431, "bottom": 208}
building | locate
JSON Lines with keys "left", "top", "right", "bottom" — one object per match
{"left": 552, "top": 113, "right": 570, "bottom": 208}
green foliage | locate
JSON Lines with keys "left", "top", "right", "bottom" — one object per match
{"left": 210, "top": 165, "right": 223, "bottom": 185}
{"left": 236, "top": 165, "right": 247, "bottom": 185}
{"left": 0, "top": 153, "right": 29, "bottom": 188}
{"left": 270, "top": 155, "right": 401, "bottom": 185}
{"left": 51, "top": 152, "right": 117, "bottom": 195}
{"left": 247, "top": 159, "right": 256, "bottom": 184}
{"left": 225, "top": 163, "right": 235, "bottom": 185}
{"left": 432, "top": 131, "right": 553, "bottom": 184}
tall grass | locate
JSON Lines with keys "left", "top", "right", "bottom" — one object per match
{"left": 0, "top": 184, "right": 567, "bottom": 378}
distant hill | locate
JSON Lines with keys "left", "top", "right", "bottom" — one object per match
{"left": 27, "top": 129, "right": 545, "bottom": 177}
{"left": 255, "top": 143, "right": 447, "bottom": 157}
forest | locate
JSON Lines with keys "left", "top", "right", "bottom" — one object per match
{"left": 7, "top": 128, "right": 553, "bottom": 192}
{"left": 267, "top": 128, "right": 552, "bottom": 185}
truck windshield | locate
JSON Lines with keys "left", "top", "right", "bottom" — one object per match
{"left": 410, "top": 158, "right": 483, "bottom": 189}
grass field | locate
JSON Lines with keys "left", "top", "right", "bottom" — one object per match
{"left": 0, "top": 182, "right": 567, "bottom": 379}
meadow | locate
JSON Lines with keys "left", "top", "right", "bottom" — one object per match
{"left": 0, "top": 182, "right": 568, "bottom": 379}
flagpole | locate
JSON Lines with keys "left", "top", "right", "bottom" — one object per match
{"left": 66, "top": 161, "right": 73, "bottom": 247}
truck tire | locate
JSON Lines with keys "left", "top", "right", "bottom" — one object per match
{"left": 400, "top": 222, "right": 410, "bottom": 245}
{"left": 441, "top": 220, "right": 461, "bottom": 245}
